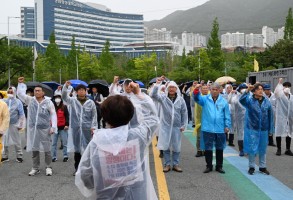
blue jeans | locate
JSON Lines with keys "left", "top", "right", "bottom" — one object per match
{"left": 248, "top": 153, "right": 266, "bottom": 168}
{"left": 51, "top": 129, "right": 68, "bottom": 159}
{"left": 163, "top": 149, "right": 180, "bottom": 167}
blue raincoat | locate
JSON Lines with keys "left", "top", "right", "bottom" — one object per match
{"left": 193, "top": 91, "right": 231, "bottom": 150}
{"left": 239, "top": 92, "right": 274, "bottom": 155}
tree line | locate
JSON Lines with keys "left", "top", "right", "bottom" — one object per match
{"left": 0, "top": 8, "right": 292, "bottom": 89}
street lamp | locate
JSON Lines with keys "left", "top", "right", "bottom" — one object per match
{"left": 7, "top": 16, "right": 20, "bottom": 87}
{"left": 198, "top": 43, "right": 204, "bottom": 82}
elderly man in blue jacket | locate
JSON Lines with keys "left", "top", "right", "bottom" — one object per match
{"left": 193, "top": 83, "right": 231, "bottom": 174}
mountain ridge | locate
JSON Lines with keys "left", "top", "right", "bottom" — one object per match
{"left": 144, "top": 0, "right": 292, "bottom": 37}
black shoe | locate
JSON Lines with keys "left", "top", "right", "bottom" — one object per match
{"left": 276, "top": 149, "right": 281, "bottom": 156}
{"left": 203, "top": 167, "right": 213, "bottom": 173}
{"left": 52, "top": 158, "right": 57, "bottom": 162}
{"left": 284, "top": 150, "right": 293, "bottom": 156}
{"left": 228, "top": 143, "right": 235, "bottom": 147}
{"left": 192, "top": 125, "right": 195, "bottom": 128}
{"left": 16, "top": 158, "right": 23, "bottom": 163}
{"left": 259, "top": 168, "right": 270, "bottom": 175}
{"left": 1, "top": 157, "right": 9, "bottom": 163}
{"left": 195, "top": 151, "right": 203, "bottom": 157}
{"left": 216, "top": 167, "right": 225, "bottom": 174}
{"left": 23, "top": 146, "right": 26, "bottom": 150}
{"left": 63, "top": 157, "right": 69, "bottom": 162}
{"left": 248, "top": 168, "right": 255, "bottom": 175}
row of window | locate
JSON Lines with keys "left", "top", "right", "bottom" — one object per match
{"left": 55, "top": 8, "right": 143, "bottom": 25}
{"left": 54, "top": 18, "right": 144, "bottom": 34}
{"left": 54, "top": 24, "right": 143, "bottom": 39}
{"left": 54, "top": 13, "right": 143, "bottom": 30}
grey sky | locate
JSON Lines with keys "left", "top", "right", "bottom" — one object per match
{"left": 0, "top": 0, "right": 209, "bottom": 35}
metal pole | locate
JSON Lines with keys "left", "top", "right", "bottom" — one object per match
{"left": 76, "top": 54, "right": 79, "bottom": 80}
{"left": 32, "top": 45, "right": 36, "bottom": 81}
{"left": 198, "top": 49, "right": 201, "bottom": 82}
{"left": 8, "top": 17, "right": 10, "bottom": 87}
{"left": 59, "top": 68, "right": 62, "bottom": 84}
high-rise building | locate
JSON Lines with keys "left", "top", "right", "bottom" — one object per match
{"left": 34, "top": 0, "right": 144, "bottom": 49}
{"left": 231, "top": 32, "right": 245, "bottom": 47}
{"left": 144, "top": 27, "right": 172, "bottom": 42}
{"left": 221, "top": 32, "right": 232, "bottom": 48}
{"left": 245, "top": 33, "right": 263, "bottom": 48}
{"left": 21, "top": 7, "right": 35, "bottom": 38}
{"left": 181, "top": 31, "right": 206, "bottom": 47}
{"left": 262, "top": 26, "right": 278, "bottom": 47}
{"left": 277, "top": 27, "right": 285, "bottom": 40}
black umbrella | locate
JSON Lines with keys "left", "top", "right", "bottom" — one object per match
{"left": 179, "top": 81, "right": 194, "bottom": 92}
{"left": 149, "top": 77, "right": 170, "bottom": 85}
{"left": 26, "top": 82, "right": 54, "bottom": 98}
{"left": 88, "top": 79, "right": 109, "bottom": 97}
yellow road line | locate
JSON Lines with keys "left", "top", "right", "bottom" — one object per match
{"left": 152, "top": 137, "right": 170, "bottom": 200}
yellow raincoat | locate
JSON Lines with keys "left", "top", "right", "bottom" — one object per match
{"left": 0, "top": 100, "right": 10, "bottom": 163}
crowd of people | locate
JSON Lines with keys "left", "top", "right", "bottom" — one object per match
{"left": 0, "top": 75, "right": 292, "bottom": 199}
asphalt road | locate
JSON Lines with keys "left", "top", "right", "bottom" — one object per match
{"left": 0, "top": 130, "right": 292, "bottom": 200}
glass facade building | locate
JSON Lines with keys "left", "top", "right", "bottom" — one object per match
{"left": 35, "top": 0, "right": 144, "bottom": 50}
{"left": 21, "top": 7, "right": 35, "bottom": 39}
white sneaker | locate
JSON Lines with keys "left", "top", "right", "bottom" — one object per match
{"left": 46, "top": 167, "right": 52, "bottom": 176}
{"left": 28, "top": 169, "right": 40, "bottom": 176}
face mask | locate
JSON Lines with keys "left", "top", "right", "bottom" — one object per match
{"left": 284, "top": 88, "right": 291, "bottom": 94}
{"left": 240, "top": 89, "right": 246, "bottom": 94}
{"left": 55, "top": 98, "right": 61, "bottom": 103}
{"left": 7, "top": 94, "right": 14, "bottom": 98}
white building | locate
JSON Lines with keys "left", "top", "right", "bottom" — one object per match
{"left": 245, "top": 33, "right": 263, "bottom": 48}
{"left": 221, "top": 32, "right": 245, "bottom": 48}
{"left": 181, "top": 31, "right": 206, "bottom": 47}
{"left": 144, "top": 27, "right": 172, "bottom": 42}
{"left": 278, "top": 27, "right": 285, "bottom": 40}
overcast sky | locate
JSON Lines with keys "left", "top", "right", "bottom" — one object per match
{"left": 0, "top": 0, "right": 209, "bottom": 35}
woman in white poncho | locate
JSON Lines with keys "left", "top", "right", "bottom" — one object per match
{"left": 75, "top": 82, "right": 159, "bottom": 200}
{"left": 1, "top": 87, "right": 26, "bottom": 163}
{"left": 274, "top": 78, "right": 293, "bottom": 156}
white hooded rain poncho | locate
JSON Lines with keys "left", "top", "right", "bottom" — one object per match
{"left": 150, "top": 81, "right": 188, "bottom": 152}
{"left": 274, "top": 83, "right": 293, "bottom": 138}
{"left": 17, "top": 83, "right": 57, "bottom": 152}
{"left": 228, "top": 92, "right": 246, "bottom": 140}
{"left": 62, "top": 85, "right": 97, "bottom": 153}
{"left": 75, "top": 94, "right": 159, "bottom": 200}
{"left": 3, "top": 87, "right": 26, "bottom": 146}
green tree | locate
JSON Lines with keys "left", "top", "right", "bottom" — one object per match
{"left": 284, "top": 8, "right": 293, "bottom": 40}
{"left": 99, "top": 40, "right": 114, "bottom": 77}
{"left": 207, "top": 18, "right": 225, "bottom": 72}
{"left": 133, "top": 53, "right": 157, "bottom": 85}
{"left": 0, "top": 37, "right": 33, "bottom": 88}
{"left": 78, "top": 50, "right": 99, "bottom": 82}
{"left": 66, "top": 35, "right": 78, "bottom": 80}
{"left": 42, "top": 32, "right": 64, "bottom": 81}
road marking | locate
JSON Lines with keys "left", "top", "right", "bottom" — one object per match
{"left": 152, "top": 137, "right": 170, "bottom": 200}
{"left": 184, "top": 130, "right": 293, "bottom": 200}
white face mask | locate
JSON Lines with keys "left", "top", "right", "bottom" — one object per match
{"left": 55, "top": 98, "right": 61, "bottom": 103}
{"left": 284, "top": 88, "right": 291, "bottom": 94}
{"left": 7, "top": 94, "right": 14, "bottom": 98}
{"left": 240, "top": 89, "right": 246, "bottom": 94}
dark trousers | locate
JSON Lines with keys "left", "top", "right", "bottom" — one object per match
{"left": 74, "top": 152, "right": 82, "bottom": 171}
{"left": 276, "top": 136, "right": 291, "bottom": 150}
{"left": 205, "top": 150, "right": 223, "bottom": 169}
